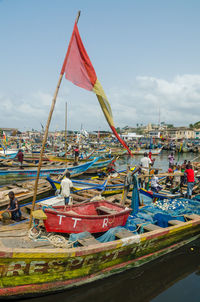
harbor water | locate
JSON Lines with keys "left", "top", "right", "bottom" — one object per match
{"left": 12, "top": 151, "right": 200, "bottom": 301}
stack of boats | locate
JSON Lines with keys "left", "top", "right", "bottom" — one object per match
{"left": 0, "top": 147, "right": 200, "bottom": 299}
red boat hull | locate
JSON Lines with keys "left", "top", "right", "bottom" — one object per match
{"left": 43, "top": 201, "right": 131, "bottom": 233}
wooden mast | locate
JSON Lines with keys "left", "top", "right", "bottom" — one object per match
{"left": 28, "top": 11, "right": 81, "bottom": 229}
{"left": 65, "top": 102, "right": 67, "bottom": 160}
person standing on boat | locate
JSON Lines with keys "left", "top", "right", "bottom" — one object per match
{"left": 140, "top": 152, "right": 152, "bottom": 189}
{"left": 148, "top": 151, "right": 152, "bottom": 161}
{"left": 17, "top": 149, "right": 24, "bottom": 169}
{"left": 60, "top": 172, "right": 73, "bottom": 207}
{"left": 74, "top": 146, "right": 79, "bottom": 164}
{"left": 184, "top": 164, "right": 195, "bottom": 199}
{"left": 168, "top": 152, "right": 175, "bottom": 168}
{"left": 180, "top": 160, "right": 187, "bottom": 192}
{"left": 6, "top": 191, "right": 21, "bottom": 221}
{"left": 173, "top": 165, "right": 182, "bottom": 188}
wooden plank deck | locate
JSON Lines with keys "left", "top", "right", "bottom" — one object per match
{"left": 96, "top": 206, "right": 118, "bottom": 215}
{"left": 168, "top": 220, "right": 184, "bottom": 226}
{"left": 77, "top": 233, "right": 99, "bottom": 246}
{"left": 137, "top": 223, "right": 163, "bottom": 232}
{"left": 115, "top": 229, "right": 133, "bottom": 239}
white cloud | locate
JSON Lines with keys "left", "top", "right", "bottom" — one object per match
{"left": 0, "top": 74, "right": 200, "bottom": 131}
{"left": 108, "top": 74, "right": 200, "bottom": 127}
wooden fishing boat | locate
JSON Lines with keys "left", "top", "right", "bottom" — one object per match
{"left": 0, "top": 158, "right": 98, "bottom": 180}
{"left": 131, "top": 148, "right": 162, "bottom": 155}
{"left": 140, "top": 187, "right": 182, "bottom": 200}
{"left": 43, "top": 201, "right": 132, "bottom": 234}
{"left": 48, "top": 176, "right": 125, "bottom": 196}
{"left": 47, "top": 153, "right": 108, "bottom": 163}
{"left": 0, "top": 179, "right": 52, "bottom": 209}
{"left": 0, "top": 210, "right": 200, "bottom": 298}
{"left": 85, "top": 158, "right": 115, "bottom": 174}
{"left": 46, "top": 166, "right": 137, "bottom": 196}
{"left": 0, "top": 150, "right": 18, "bottom": 159}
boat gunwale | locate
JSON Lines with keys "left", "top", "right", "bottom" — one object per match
{"left": 43, "top": 200, "right": 132, "bottom": 219}
{"left": 0, "top": 216, "right": 200, "bottom": 258}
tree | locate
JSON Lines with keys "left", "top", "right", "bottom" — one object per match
{"left": 193, "top": 121, "right": 200, "bottom": 129}
{"left": 167, "top": 124, "right": 174, "bottom": 128}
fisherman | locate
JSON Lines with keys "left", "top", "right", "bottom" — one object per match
{"left": 60, "top": 172, "right": 73, "bottom": 208}
{"left": 148, "top": 151, "right": 152, "bottom": 161}
{"left": 151, "top": 169, "right": 162, "bottom": 192}
{"left": 17, "top": 149, "right": 24, "bottom": 169}
{"left": 121, "top": 165, "right": 139, "bottom": 205}
{"left": 140, "top": 152, "right": 154, "bottom": 189}
{"left": 168, "top": 152, "right": 175, "bottom": 168}
{"left": 6, "top": 191, "right": 22, "bottom": 221}
{"left": 180, "top": 160, "right": 187, "bottom": 192}
{"left": 165, "top": 166, "right": 174, "bottom": 188}
{"left": 74, "top": 146, "right": 79, "bottom": 164}
{"left": 173, "top": 165, "right": 182, "bottom": 188}
{"left": 184, "top": 163, "right": 195, "bottom": 199}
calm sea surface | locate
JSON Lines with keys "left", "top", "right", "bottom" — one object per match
{"left": 12, "top": 151, "right": 200, "bottom": 302}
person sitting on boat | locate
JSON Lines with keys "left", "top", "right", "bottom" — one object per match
{"left": 184, "top": 164, "right": 195, "bottom": 199}
{"left": 6, "top": 191, "right": 22, "bottom": 221}
{"left": 151, "top": 170, "right": 162, "bottom": 192}
{"left": 17, "top": 149, "right": 24, "bottom": 169}
{"left": 60, "top": 172, "right": 73, "bottom": 208}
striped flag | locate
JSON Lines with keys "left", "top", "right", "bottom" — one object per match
{"left": 3, "top": 131, "right": 7, "bottom": 143}
{"left": 61, "top": 22, "right": 132, "bottom": 156}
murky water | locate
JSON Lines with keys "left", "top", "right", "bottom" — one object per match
{"left": 7, "top": 151, "right": 200, "bottom": 301}
{"left": 116, "top": 150, "right": 198, "bottom": 172}
{"left": 17, "top": 241, "right": 200, "bottom": 302}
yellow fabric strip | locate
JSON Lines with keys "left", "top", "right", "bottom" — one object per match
{"left": 93, "top": 79, "right": 114, "bottom": 127}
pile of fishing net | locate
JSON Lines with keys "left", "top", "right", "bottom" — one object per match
{"left": 140, "top": 198, "right": 200, "bottom": 227}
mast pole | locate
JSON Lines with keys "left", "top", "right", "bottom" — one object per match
{"left": 28, "top": 11, "right": 81, "bottom": 229}
{"left": 65, "top": 102, "right": 67, "bottom": 160}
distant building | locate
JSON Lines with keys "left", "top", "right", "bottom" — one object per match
{"left": 162, "top": 127, "right": 195, "bottom": 139}
{"left": 121, "top": 133, "right": 144, "bottom": 140}
{"left": 194, "top": 129, "right": 200, "bottom": 139}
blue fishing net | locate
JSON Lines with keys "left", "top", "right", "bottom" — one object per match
{"left": 125, "top": 212, "right": 155, "bottom": 233}
{"left": 192, "top": 194, "right": 200, "bottom": 202}
{"left": 68, "top": 198, "right": 200, "bottom": 245}
{"left": 68, "top": 227, "right": 127, "bottom": 245}
{"left": 97, "top": 226, "right": 125, "bottom": 243}
{"left": 140, "top": 198, "right": 200, "bottom": 227}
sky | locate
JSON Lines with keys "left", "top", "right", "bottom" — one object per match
{"left": 1, "top": 0, "right": 200, "bottom": 132}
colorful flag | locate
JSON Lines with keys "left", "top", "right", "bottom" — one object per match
{"left": 61, "top": 22, "right": 132, "bottom": 156}
{"left": 3, "top": 131, "right": 7, "bottom": 143}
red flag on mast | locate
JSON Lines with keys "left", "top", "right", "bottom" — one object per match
{"left": 61, "top": 22, "right": 132, "bottom": 156}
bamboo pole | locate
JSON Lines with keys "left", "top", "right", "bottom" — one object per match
{"left": 28, "top": 11, "right": 81, "bottom": 229}
{"left": 65, "top": 102, "right": 67, "bottom": 160}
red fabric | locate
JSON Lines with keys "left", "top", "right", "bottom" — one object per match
{"left": 185, "top": 169, "right": 194, "bottom": 182}
{"left": 61, "top": 22, "right": 97, "bottom": 91}
{"left": 168, "top": 168, "right": 173, "bottom": 173}
{"left": 111, "top": 126, "right": 133, "bottom": 156}
{"left": 148, "top": 152, "right": 152, "bottom": 160}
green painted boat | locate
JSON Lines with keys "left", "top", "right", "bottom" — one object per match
{"left": 0, "top": 212, "right": 200, "bottom": 299}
